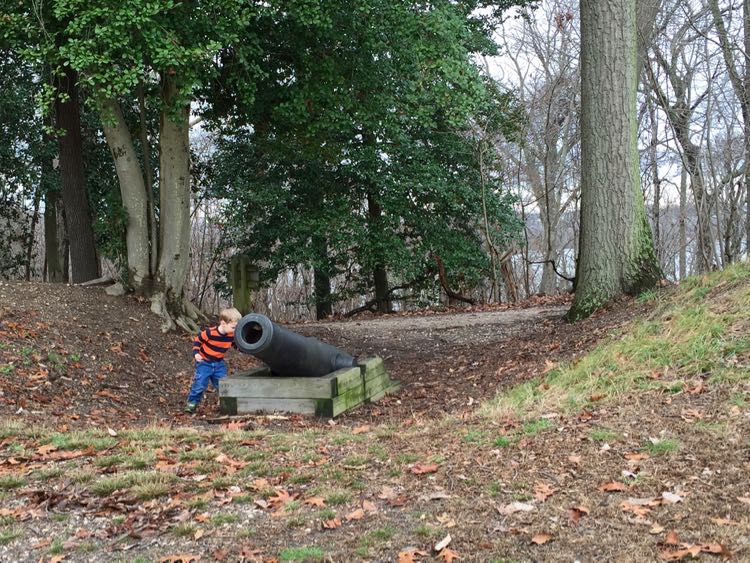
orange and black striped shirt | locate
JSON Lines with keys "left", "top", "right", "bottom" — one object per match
{"left": 193, "top": 326, "right": 235, "bottom": 362}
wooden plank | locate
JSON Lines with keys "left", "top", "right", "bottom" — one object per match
{"left": 220, "top": 366, "right": 361, "bottom": 399}
{"left": 335, "top": 372, "right": 365, "bottom": 395}
{"left": 219, "top": 397, "right": 237, "bottom": 415}
{"left": 368, "top": 382, "right": 402, "bottom": 403}
{"left": 363, "top": 375, "right": 395, "bottom": 400}
{"left": 358, "top": 357, "right": 384, "bottom": 373}
{"left": 330, "top": 367, "right": 363, "bottom": 396}
{"left": 235, "top": 397, "right": 318, "bottom": 415}
{"left": 233, "top": 366, "right": 272, "bottom": 377}
{"left": 315, "top": 385, "right": 366, "bottom": 417}
{"left": 363, "top": 367, "right": 387, "bottom": 383}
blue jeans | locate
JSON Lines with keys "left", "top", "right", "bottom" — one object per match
{"left": 187, "top": 360, "right": 227, "bottom": 405}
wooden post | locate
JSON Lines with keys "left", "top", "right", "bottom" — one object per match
{"left": 229, "top": 255, "right": 259, "bottom": 315}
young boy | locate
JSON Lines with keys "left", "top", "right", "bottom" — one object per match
{"left": 185, "top": 307, "right": 242, "bottom": 413}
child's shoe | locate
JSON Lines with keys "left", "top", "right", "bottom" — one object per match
{"left": 185, "top": 402, "right": 197, "bottom": 413}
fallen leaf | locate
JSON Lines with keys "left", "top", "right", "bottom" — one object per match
{"left": 497, "top": 501, "right": 535, "bottom": 516}
{"left": 352, "top": 425, "right": 370, "bottom": 434}
{"left": 659, "top": 547, "right": 699, "bottom": 561}
{"left": 37, "top": 444, "right": 57, "bottom": 456}
{"left": 267, "top": 489, "right": 297, "bottom": 509}
{"left": 159, "top": 555, "right": 200, "bottom": 563}
{"left": 620, "top": 500, "right": 652, "bottom": 518}
{"left": 398, "top": 549, "right": 429, "bottom": 563}
{"left": 531, "top": 532, "right": 553, "bottom": 545}
{"left": 599, "top": 481, "right": 629, "bottom": 492}
{"left": 420, "top": 491, "right": 452, "bottom": 501}
{"left": 650, "top": 524, "right": 665, "bottom": 534}
{"left": 107, "top": 427, "right": 118, "bottom": 437}
{"left": 32, "top": 538, "right": 52, "bottom": 549}
{"left": 193, "top": 529, "right": 204, "bottom": 540}
{"left": 568, "top": 454, "right": 582, "bottom": 465}
{"left": 378, "top": 486, "right": 398, "bottom": 500}
{"left": 322, "top": 517, "right": 342, "bottom": 529}
{"left": 624, "top": 452, "right": 650, "bottom": 461}
{"left": 303, "top": 496, "right": 326, "bottom": 508}
{"left": 210, "top": 548, "right": 230, "bottom": 561}
{"left": 661, "top": 492, "right": 683, "bottom": 504}
{"left": 362, "top": 500, "right": 377, "bottom": 513}
{"left": 710, "top": 517, "right": 735, "bottom": 526}
{"left": 434, "top": 534, "right": 452, "bottom": 552}
{"left": 411, "top": 463, "right": 440, "bottom": 475}
{"left": 345, "top": 509, "right": 365, "bottom": 521}
{"left": 534, "top": 483, "right": 556, "bottom": 502}
{"left": 665, "top": 530, "right": 680, "bottom": 546}
{"left": 439, "top": 547, "right": 460, "bottom": 562}
{"left": 436, "top": 512, "right": 456, "bottom": 527}
{"left": 251, "top": 478, "right": 270, "bottom": 490}
{"left": 567, "top": 506, "right": 589, "bottom": 524}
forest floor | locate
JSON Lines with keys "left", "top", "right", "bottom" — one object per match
{"left": 0, "top": 269, "right": 748, "bottom": 562}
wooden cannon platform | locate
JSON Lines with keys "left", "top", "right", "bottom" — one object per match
{"left": 219, "top": 357, "right": 400, "bottom": 417}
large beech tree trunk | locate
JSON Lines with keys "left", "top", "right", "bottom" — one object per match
{"left": 55, "top": 67, "right": 99, "bottom": 282}
{"left": 568, "top": 0, "right": 660, "bottom": 321}
{"left": 100, "top": 99, "right": 151, "bottom": 289}
{"left": 150, "top": 76, "right": 201, "bottom": 332}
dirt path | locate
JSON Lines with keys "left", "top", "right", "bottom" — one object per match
{"left": 0, "top": 281, "right": 627, "bottom": 428}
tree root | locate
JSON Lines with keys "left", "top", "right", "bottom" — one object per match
{"left": 150, "top": 292, "right": 205, "bottom": 333}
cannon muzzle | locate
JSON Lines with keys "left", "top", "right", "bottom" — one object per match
{"left": 235, "top": 313, "right": 357, "bottom": 377}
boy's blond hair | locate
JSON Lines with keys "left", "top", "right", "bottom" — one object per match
{"left": 220, "top": 307, "right": 242, "bottom": 323}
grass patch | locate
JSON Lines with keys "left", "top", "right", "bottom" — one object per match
{"left": 493, "top": 436, "right": 514, "bottom": 448}
{"left": 179, "top": 447, "right": 217, "bottom": 462}
{"left": 590, "top": 428, "right": 619, "bottom": 442}
{"left": 90, "top": 471, "right": 177, "bottom": 496}
{"left": 279, "top": 546, "right": 325, "bottom": 562}
{"left": 210, "top": 513, "right": 239, "bottom": 527}
{"left": 0, "top": 529, "right": 21, "bottom": 545}
{"left": 324, "top": 491, "right": 351, "bottom": 506}
{"left": 49, "top": 430, "right": 117, "bottom": 451}
{"left": 171, "top": 523, "right": 196, "bottom": 537}
{"left": 0, "top": 475, "right": 26, "bottom": 490}
{"left": 368, "top": 526, "right": 397, "bottom": 541}
{"left": 522, "top": 418, "right": 554, "bottom": 436}
{"left": 643, "top": 438, "right": 680, "bottom": 456}
{"left": 481, "top": 264, "right": 750, "bottom": 420}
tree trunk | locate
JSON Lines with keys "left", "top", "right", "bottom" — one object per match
{"left": 313, "top": 236, "right": 333, "bottom": 320}
{"left": 100, "top": 98, "right": 151, "bottom": 288}
{"left": 649, "top": 102, "right": 661, "bottom": 263}
{"left": 672, "top": 120, "right": 715, "bottom": 273}
{"left": 44, "top": 188, "right": 64, "bottom": 282}
{"left": 709, "top": 0, "right": 750, "bottom": 258}
{"left": 568, "top": 0, "right": 661, "bottom": 321}
{"left": 679, "top": 166, "right": 687, "bottom": 279}
{"left": 54, "top": 67, "right": 99, "bottom": 282}
{"left": 150, "top": 76, "right": 201, "bottom": 332}
{"left": 25, "top": 187, "right": 42, "bottom": 281}
{"left": 366, "top": 192, "right": 391, "bottom": 313}
{"left": 746, "top": 0, "right": 750, "bottom": 255}
{"left": 138, "top": 81, "right": 158, "bottom": 275}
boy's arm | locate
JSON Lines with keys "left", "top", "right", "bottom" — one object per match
{"left": 193, "top": 329, "right": 207, "bottom": 355}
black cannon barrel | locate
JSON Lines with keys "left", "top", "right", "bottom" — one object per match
{"left": 234, "top": 313, "right": 357, "bottom": 377}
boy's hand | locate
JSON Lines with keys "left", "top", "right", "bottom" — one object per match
{"left": 194, "top": 353, "right": 204, "bottom": 362}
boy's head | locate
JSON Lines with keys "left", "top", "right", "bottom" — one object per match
{"left": 218, "top": 307, "right": 242, "bottom": 334}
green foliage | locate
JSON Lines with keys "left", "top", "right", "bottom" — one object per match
{"left": 0, "top": 50, "right": 50, "bottom": 279}
{"left": 210, "top": 0, "right": 524, "bottom": 311}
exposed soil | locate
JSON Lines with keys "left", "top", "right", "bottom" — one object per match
{"left": 0, "top": 281, "right": 632, "bottom": 428}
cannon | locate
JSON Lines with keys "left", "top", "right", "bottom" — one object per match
{"left": 234, "top": 313, "right": 358, "bottom": 377}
